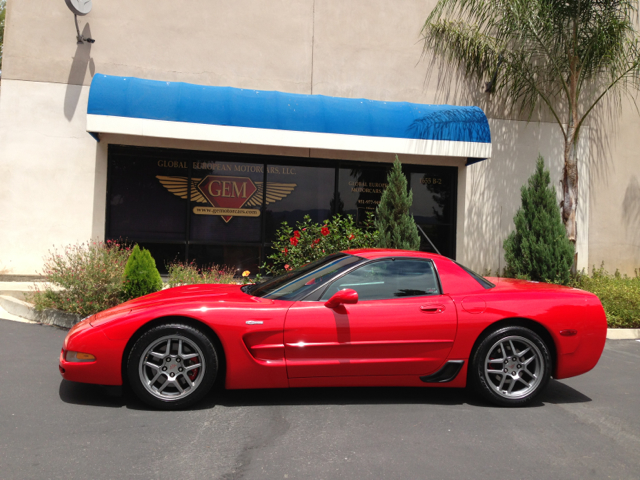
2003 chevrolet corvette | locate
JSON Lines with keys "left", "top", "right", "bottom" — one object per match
{"left": 59, "top": 249, "right": 607, "bottom": 409}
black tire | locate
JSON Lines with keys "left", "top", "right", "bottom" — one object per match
{"left": 127, "top": 323, "right": 218, "bottom": 410}
{"left": 469, "top": 326, "right": 551, "bottom": 407}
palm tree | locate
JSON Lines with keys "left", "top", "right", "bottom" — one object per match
{"left": 422, "top": 0, "right": 640, "bottom": 244}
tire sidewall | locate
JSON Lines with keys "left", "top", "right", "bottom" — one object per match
{"left": 470, "top": 326, "right": 551, "bottom": 407}
{"left": 127, "top": 323, "right": 218, "bottom": 410}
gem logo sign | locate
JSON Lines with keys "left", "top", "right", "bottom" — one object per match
{"left": 156, "top": 175, "right": 296, "bottom": 223}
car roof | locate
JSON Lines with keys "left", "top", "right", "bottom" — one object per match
{"left": 343, "top": 248, "right": 448, "bottom": 261}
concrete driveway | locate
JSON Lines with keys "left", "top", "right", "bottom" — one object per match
{"left": 1, "top": 318, "right": 639, "bottom": 480}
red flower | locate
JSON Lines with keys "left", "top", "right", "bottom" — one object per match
{"left": 312, "top": 238, "right": 320, "bottom": 245}
{"left": 284, "top": 264, "right": 292, "bottom": 271}
{"left": 348, "top": 234, "right": 355, "bottom": 241}
{"left": 321, "top": 226, "right": 330, "bottom": 236}
{"left": 293, "top": 230, "right": 301, "bottom": 238}
{"left": 283, "top": 247, "right": 288, "bottom": 255}
{"left": 290, "top": 237, "right": 299, "bottom": 246}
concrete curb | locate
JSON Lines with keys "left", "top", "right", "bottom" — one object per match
{"left": 0, "top": 295, "right": 83, "bottom": 329}
{"left": 606, "top": 328, "right": 640, "bottom": 340}
{"left": 1, "top": 294, "right": 639, "bottom": 338}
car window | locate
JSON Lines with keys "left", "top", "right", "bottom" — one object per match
{"left": 320, "top": 259, "right": 441, "bottom": 301}
{"left": 243, "top": 253, "right": 363, "bottom": 300}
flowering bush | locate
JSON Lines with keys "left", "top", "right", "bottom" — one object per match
{"left": 29, "top": 240, "right": 131, "bottom": 317}
{"left": 167, "top": 261, "right": 237, "bottom": 288}
{"left": 263, "top": 214, "right": 378, "bottom": 275}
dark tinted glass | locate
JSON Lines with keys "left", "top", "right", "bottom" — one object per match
{"left": 189, "top": 160, "right": 263, "bottom": 243}
{"left": 320, "top": 259, "right": 441, "bottom": 301}
{"left": 108, "top": 156, "right": 188, "bottom": 240}
{"left": 410, "top": 170, "right": 456, "bottom": 257}
{"left": 337, "top": 166, "right": 390, "bottom": 226}
{"left": 265, "top": 165, "right": 334, "bottom": 240}
{"left": 246, "top": 253, "right": 362, "bottom": 300}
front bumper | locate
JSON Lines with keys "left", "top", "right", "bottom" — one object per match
{"left": 59, "top": 318, "right": 126, "bottom": 386}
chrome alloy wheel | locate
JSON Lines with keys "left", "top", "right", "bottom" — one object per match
{"left": 138, "top": 335, "right": 206, "bottom": 401}
{"left": 484, "top": 335, "right": 544, "bottom": 400}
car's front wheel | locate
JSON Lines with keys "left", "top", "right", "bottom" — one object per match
{"left": 469, "top": 326, "right": 551, "bottom": 407}
{"left": 127, "top": 323, "right": 218, "bottom": 410}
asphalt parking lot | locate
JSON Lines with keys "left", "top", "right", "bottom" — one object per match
{"left": 1, "top": 318, "right": 639, "bottom": 480}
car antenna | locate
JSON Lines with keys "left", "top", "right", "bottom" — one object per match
{"left": 416, "top": 224, "right": 441, "bottom": 255}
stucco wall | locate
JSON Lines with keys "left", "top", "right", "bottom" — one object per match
{"left": 460, "top": 120, "right": 590, "bottom": 274}
{"left": 0, "top": 80, "right": 102, "bottom": 274}
{"left": 589, "top": 101, "right": 640, "bottom": 275}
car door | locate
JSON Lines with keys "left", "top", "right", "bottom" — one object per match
{"left": 284, "top": 258, "right": 458, "bottom": 378}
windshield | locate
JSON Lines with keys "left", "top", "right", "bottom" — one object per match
{"left": 243, "top": 253, "right": 363, "bottom": 300}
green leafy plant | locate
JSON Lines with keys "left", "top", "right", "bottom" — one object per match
{"left": 29, "top": 240, "right": 131, "bottom": 317}
{"left": 503, "top": 156, "right": 574, "bottom": 284}
{"left": 122, "top": 245, "right": 163, "bottom": 300}
{"left": 264, "top": 213, "right": 378, "bottom": 275}
{"left": 572, "top": 265, "right": 640, "bottom": 328}
{"left": 375, "top": 156, "right": 420, "bottom": 250}
{"left": 167, "top": 261, "right": 237, "bottom": 288}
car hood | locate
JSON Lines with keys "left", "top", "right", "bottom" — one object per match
{"left": 90, "top": 283, "right": 257, "bottom": 326}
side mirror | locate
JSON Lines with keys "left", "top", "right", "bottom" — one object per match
{"left": 324, "top": 289, "right": 359, "bottom": 309}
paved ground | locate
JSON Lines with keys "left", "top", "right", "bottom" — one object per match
{"left": 1, "top": 319, "right": 639, "bottom": 480}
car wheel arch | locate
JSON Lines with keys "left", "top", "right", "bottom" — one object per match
{"left": 468, "top": 317, "right": 557, "bottom": 379}
{"left": 120, "top": 315, "right": 227, "bottom": 389}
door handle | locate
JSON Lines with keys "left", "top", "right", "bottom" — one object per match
{"left": 420, "top": 305, "right": 445, "bottom": 314}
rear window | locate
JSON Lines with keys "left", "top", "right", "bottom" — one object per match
{"left": 454, "top": 262, "right": 495, "bottom": 289}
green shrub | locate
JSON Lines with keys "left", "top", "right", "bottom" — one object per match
{"left": 167, "top": 261, "right": 236, "bottom": 288}
{"left": 572, "top": 265, "right": 640, "bottom": 328}
{"left": 29, "top": 240, "right": 131, "bottom": 316}
{"left": 503, "top": 156, "right": 574, "bottom": 284}
{"left": 122, "top": 245, "right": 163, "bottom": 301}
{"left": 375, "top": 156, "right": 420, "bottom": 250}
{"left": 264, "top": 214, "right": 378, "bottom": 275}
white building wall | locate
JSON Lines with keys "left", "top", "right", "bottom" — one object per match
{"left": 0, "top": 79, "right": 104, "bottom": 274}
{"left": 460, "top": 119, "right": 590, "bottom": 274}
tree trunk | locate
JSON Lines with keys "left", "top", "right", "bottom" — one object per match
{"left": 562, "top": 128, "right": 579, "bottom": 244}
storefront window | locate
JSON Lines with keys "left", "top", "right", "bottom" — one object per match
{"left": 265, "top": 164, "right": 334, "bottom": 240}
{"left": 106, "top": 146, "right": 458, "bottom": 271}
{"left": 189, "top": 160, "right": 263, "bottom": 243}
{"left": 108, "top": 154, "right": 188, "bottom": 241}
{"left": 410, "top": 169, "right": 457, "bottom": 257}
{"left": 337, "top": 167, "right": 390, "bottom": 226}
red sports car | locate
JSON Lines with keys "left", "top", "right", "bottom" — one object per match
{"left": 59, "top": 249, "right": 607, "bottom": 409}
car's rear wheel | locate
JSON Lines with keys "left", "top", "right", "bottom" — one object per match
{"left": 127, "top": 323, "right": 218, "bottom": 410}
{"left": 470, "top": 326, "right": 551, "bottom": 407}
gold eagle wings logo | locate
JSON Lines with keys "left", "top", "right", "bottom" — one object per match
{"left": 156, "top": 175, "right": 296, "bottom": 223}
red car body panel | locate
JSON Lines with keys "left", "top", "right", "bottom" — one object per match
{"left": 59, "top": 250, "right": 607, "bottom": 391}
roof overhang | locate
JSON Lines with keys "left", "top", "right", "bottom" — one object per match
{"left": 86, "top": 74, "right": 492, "bottom": 160}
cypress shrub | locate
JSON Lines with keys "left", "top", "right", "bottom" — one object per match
{"left": 122, "top": 245, "right": 163, "bottom": 300}
{"left": 375, "top": 156, "right": 420, "bottom": 250}
{"left": 503, "top": 156, "right": 574, "bottom": 284}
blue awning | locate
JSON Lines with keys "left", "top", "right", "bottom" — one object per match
{"left": 87, "top": 74, "right": 491, "bottom": 159}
